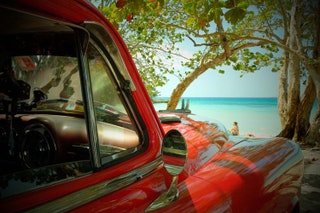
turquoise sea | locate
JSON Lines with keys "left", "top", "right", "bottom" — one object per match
{"left": 153, "top": 97, "right": 317, "bottom": 138}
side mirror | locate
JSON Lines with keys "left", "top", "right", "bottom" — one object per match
{"left": 146, "top": 129, "right": 187, "bottom": 212}
{"left": 162, "top": 129, "right": 187, "bottom": 176}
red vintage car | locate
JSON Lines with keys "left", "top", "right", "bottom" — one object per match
{"left": 0, "top": 1, "right": 304, "bottom": 212}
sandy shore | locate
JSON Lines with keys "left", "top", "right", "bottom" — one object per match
{"left": 300, "top": 146, "right": 320, "bottom": 212}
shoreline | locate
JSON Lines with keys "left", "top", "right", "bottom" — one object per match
{"left": 153, "top": 97, "right": 282, "bottom": 137}
{"left": 153, "top": 97, "right": 317, "bottom": 138}
{"left": 152, "top": 99, "right": 169, "bottom": 104}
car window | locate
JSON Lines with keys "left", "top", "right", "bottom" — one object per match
{"left": 86, "top": 42, "right": 140, "bottom": 165}
{"left": 0, "top": 31, "right": 140, "bottom": 198}
{"left": 0, "top": 31, "right": 93, "bottom": 198}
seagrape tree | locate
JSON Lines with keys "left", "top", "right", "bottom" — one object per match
{"left": 276, "top": 0, "right": 319, "bottom": 145}
{"left": 95, "top": 0, "right": 319, "bottom": 145}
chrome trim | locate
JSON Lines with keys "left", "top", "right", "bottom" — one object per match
{"left": 146, "top": 130, "right": 187, "bottom": 212}
{"left": 82, "top": 21, "right": 136, "bottom": 91}
{"left": 146, "top": 176, "right": 179, "bottom": 212}
{"left": 82, "top": 21, "right": 147, "bottom": 157}
{"left": 76, "top": 33, "right": 101, "bottom": 169}
{"left": 28, "top": 157, "right": 163, "bottom": 212}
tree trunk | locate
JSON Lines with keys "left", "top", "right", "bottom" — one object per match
{"left": 304, "top": 0, "right": 320, "bottom": 146}
{"left": 167, "top": 62, "right": 210, "bottom": 110}
{"left": 277, "top": 0, "right": 301, "bottom": 138}
{"left": 277, "top": 50, "right": 300, "bottom": 138}
{"left": 277, "top": 51, "right": 289, "bottom": 127}
{"left": 293, "top": 76, "right": 316, "bottom": 142}
{"left": 166, "top": 15, "right": 230, "bottom": 110}
{"left": 305, "top": 109, "right": 320, "bottom": 146}
{"left": 166, "top": 39, "right": 268, "bottom": 110}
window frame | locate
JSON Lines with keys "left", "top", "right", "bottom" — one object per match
{"left": 0, "top": 10, "right": 150, "bottom": 200}
{"left": 80, "top": 21, "right": 149, "bottom": 169}
{"left": 0, "top": 23, "right": 94, "bottom": 199}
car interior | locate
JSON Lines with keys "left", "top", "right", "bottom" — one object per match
{"left": 0, "top": 6, "right": 140, "bottom": 198}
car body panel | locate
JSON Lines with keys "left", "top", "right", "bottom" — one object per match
{"left": 157, "top": 115, "right": 303, "bottom": 212}
{"left": 0, "top": 1, "right": 304, "bottom": 212}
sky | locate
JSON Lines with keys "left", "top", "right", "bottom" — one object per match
{"left": 151, "top": 3, "right": 284, "bottom": 99}
{"left": 157, "top": 59, "right": 280, "bottom": 98}
{"left": 154, "top": 25, "right": 281, "bottom": 98}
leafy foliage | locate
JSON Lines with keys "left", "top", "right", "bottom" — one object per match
{"left": 93, "top": 0, "right": 319, "bottom": 143}
{"left": 93, "top": 1, "right": 316, "bottom": 104}
{"left": 94, "top": 0, "right": 262, "bottom": 97}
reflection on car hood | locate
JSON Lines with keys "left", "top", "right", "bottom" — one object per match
{"left": 158, "top": 112, "right": 229, "bottom": 176}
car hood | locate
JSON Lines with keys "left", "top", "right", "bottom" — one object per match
{"left": 157, "top": 112, "right": 302, "bottom": 182}
{"left": 158, "top": 112, "right": 231, "bottom": 176}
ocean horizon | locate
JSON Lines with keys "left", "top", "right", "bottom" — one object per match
{"left": 153, "top": 97, "right": 316, "bottom": 138}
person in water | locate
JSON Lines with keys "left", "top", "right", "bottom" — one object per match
{"left": 229, "top": 121, "right": 239, "bottom": 135}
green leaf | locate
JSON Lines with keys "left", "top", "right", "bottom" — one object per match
{"left": 224, "top": 7, "right": 246, "bottom": 25}
{"left": 229, "top": 56, "right": 238, "bottom": 63}
{"left": 208, "top": 8, "right": 223, "bottom": 23}
{"left": 218, "top": 69, "right": 225, "bottom": 74}
{"left": 237, "top": 1, "right": 249, "bottom": 10}
{"left": 186, "top": 17, "right": 196, "bottom": 27}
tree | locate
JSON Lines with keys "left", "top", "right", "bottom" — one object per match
{"left": 277, "top": 0, "right": 303, "bottom": 139}
{"left": 303, "top": 0, "right": 320, "bottom": 145}
{"left": 99, "top": 0, "right": 276, "bottom": 107}
{"left": 276, "top": 0, "right": 320, "bottom": 146}
{"left": 96, "top": 0, "right": 319, "bottom": 145}
{"left": 164, "top": 0, "right": 274, "bottom": 110}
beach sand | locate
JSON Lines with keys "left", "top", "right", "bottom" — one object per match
{"left": 300, "top": 146, "right": 320, "bottom": 212}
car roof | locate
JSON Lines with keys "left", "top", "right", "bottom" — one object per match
{"left": 0, "top": 0, "right": 111, "bottom": 29}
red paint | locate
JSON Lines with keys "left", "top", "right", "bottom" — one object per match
{"left": 0, "top": 1, "right": 304, "bottom": 212}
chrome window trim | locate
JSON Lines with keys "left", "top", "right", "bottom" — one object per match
{"left": 76, "top": 32, "right": 101, "bottom": 169}
{"left": 29, "top": 157, "right": 163, "bottom": 212}
{"left": 83, "top": 22, "right": 149, "bottom": 166}
{"left": 82, "top": 21, "right": 136, "bottom": 92}
{"left": 87, "top": 40, "right": 144, "bottom": 165}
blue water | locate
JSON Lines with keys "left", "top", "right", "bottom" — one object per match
{"left": 153, "top": 97, "right": 304, "bottom": 138}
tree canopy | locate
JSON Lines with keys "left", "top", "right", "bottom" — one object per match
{"left": 95, "top": 0, "right": 319, "bottom": 145}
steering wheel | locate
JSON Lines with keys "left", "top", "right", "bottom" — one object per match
{"left": 20, "top": 123, "right": 56, "bottom": 168}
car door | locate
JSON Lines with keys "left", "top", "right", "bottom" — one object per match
{"left": 0, "top": 7, "right": 167, "bottom": 212}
